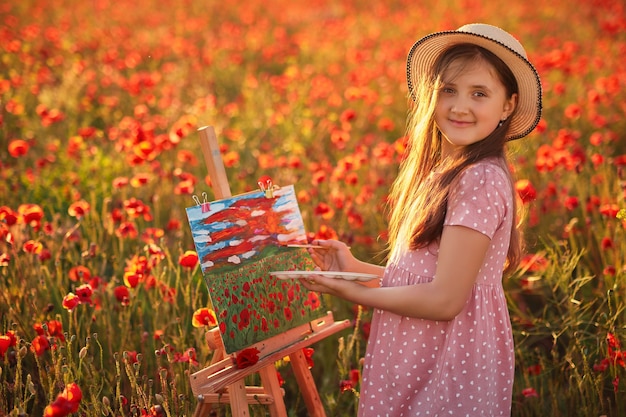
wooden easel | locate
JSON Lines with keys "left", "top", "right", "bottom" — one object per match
{"left": 190, "top": 126, "right": 351, "bottom": 417}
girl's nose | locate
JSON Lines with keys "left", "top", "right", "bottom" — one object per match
{"left": 450, "top": 98, "right": 469, "bottom": 114}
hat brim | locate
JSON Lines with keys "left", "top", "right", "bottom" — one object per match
{"left": 407, "top": 31, "right": 542, "bottom": 140}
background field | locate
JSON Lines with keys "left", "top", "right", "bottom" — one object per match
{"left": 1, "top": 0, "right": 625, "bottom": 415}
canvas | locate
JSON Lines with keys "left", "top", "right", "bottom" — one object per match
{"left": 186, "top": 185, "right": 325, "bottom": 353}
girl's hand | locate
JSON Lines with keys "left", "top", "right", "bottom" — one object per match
{"left": 307, "top": 239, "right": 354, "bottom": 272}
{"left": 300, "top": 272, "right": 362, "bottom": 298}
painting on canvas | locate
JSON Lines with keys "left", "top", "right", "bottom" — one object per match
{"left": 186, "top": 185, "right": 324, "bottom": 353}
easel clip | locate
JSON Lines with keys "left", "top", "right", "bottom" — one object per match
{"left": 193, "top": 192, "right": 211, "bottom": 213}
{"left": 257, "top": 175, "right": 280, "bottom": 199}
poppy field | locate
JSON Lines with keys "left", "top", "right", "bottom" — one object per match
{"left": 1, "top": 0, "right": 625, "bottom": 416}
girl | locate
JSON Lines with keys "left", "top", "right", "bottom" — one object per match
{"left": 301, "top": 23, "right": 542, "bottom": 416}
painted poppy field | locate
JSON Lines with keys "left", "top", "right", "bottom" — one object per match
{"left": 1, "top": 0, "right": 625, "bottom": 416}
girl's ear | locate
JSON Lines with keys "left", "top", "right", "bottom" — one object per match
{"left": 502, "top": 93, "right": 518, "bottom": 120}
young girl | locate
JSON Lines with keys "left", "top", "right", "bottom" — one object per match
{"left": 301, "top": 23, "right": 542, "bottom": 416}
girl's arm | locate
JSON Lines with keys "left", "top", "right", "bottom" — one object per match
{"left": 301, "top": 225, "right": 491, "bottom": 320}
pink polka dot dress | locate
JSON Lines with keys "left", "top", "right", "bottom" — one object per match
{"left": 359, "top": 160, "right": 515, "bottom": 417}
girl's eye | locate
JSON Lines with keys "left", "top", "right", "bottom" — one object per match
{"left": 474, "top": 91, "right": 487, "bottom": 97}
{"left": 441, "top": 87, "right": 455, "bottom": 94}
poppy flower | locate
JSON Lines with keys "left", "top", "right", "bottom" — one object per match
{"left": 0, "top": 335, "right": 13, "bottom": 358}
{"left": 314, "top": 202, "right": 334, "bottom": 220}
{"left": 124, "top": 351, "right": 139, "bottom": 364}
{"left": 46, "top": 320, "right": 65, "bottom": 341}
{"left": 192, "top": 307, "right": 218, "bottom": 328}
{"left": 44, "top": 382, "right": 82, "bottom": 417}
{"left": 8, "top": 139, "right": 29, "bottom": 157}
{"left": 68, "top": 200, "right": 90, "bottom": 218}
{"left": 62, "top": 293, "right": 80, "bottom": 311}
{"left": 18, "top": 203, "right": 44, "bottom": 227}
{"left": 178, "top": 250, "right": 198, "bottom": 269}
{"left": 113, "top": 285, "right": 130, "bottom": 305}
{"left": 594, "top": 358, "right": 610, "bottom": 372}
{"left": 521, "top": 387, "right": 538, "bottom": 398}
{"left": 31, "top": 335, "right": 50, "bottom": 356}
{"left": 0, "top": 206, "right": 18, "bottom": 226}
{"left": 599, "top": 204, "right": 619, "bottom": 218}
{"left": 304, "top": 292, "right": 321, "bottom": 309}
{"left": 302, "top": 347, "right": 314, "bottom": 369}
{"left": 112, "top": 177, "right": 129, "bottom": 188}
{"left": 116, "top": 221, "right": 138, "bottom": 238}
{"left": 235, "top": 347, "right": 260, "bottom": 369}
{"left": 339, "top": 379, "right": 354, "bottom": 393}
{"left": 515, "top": 179, "right": 537, "bottom": 203}
{"left": 75, "top": 284, "right": 94, "bottom": 304}
{"left": 68, "top": 265, "right": 91, "bottom": 282}
{"left": 22, "top": 240, "right": 43, "bottom": 254}
{"left": 123, "top": 271, "right": 141, "bottom": 288}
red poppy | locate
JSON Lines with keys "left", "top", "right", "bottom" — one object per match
{"left": 178, "top": 250, "right": 198, "bottom": 269}
{"left": 239, "top": 309, "right": 251, "bottom": 330}
{"left": 563, "top": 196, "right": 579, "bottom": 211}
{"left": 125, "top": 351, "right": 138, "bottom": 364}
{"left": 166, "top": 218, "right": 181, "bottom": 231}
{"left": 112, "top": 177, "right": 129, "bottom": 188}
{"left": 235, "top": 347, "right": 260, "bottom": 369}
{"left": 68, "top": 200, "right": 90, "bottom": 218}
{"left": 68, "top": 265, "right": 91, "bottom": 282}
{"left": 314, "top": 202, "right": 334, "bottom": 219}
{"left": 594, "top": 358, "right": 609, "bottom": 372}
{"left": 0, "top": 335, "right": 12, "bottom": 357}
{"left": 19, "top": 203, "right": 44, "bottom": 227}
{"left": 515, "top": 179, "right": 537, "bottom": 203}
{"left": 31, "top": 335, "right": 50, "bottom": 356}
{"left": 46, "top": 320, "right": 65, "bottom": 341}
{"left": 22, "top": 240, "right": 43, "bottom": 254}
{"left": 519, "top": 253, "right": 549, "bottom": 273}
{"left": 223, "top": 151, "right": 239, "bottom": 167}
{"left": 283, "top": 307, "right": 293, "bottom": 322}
{"left": 0, "top": 206, "right": 18, "bottom": 226}
{"left": 339, "top": 379, "right": 354, "bottom": 393}
{"left": 314, "top": 224, "right": 338, "bottom": 240}
{"left": 78, "top": 126, "right": 97, "bottom": 139}
{"left": 75, "top": 284, "right": 94, "bottom": 304}
{"left": 113, "top": 285, "right": 130, "bottom": 305}
{"left": 304, "top": 292, "right": 321, "bottom": 310}
{"left": 564, "top": 103, "right": 582, "bottom": 119}
{"left": 302, "top": 347, "right": 314, "bottom": 369}
{"left": 192, "top": 307, "right": 218, "bottom": 328}
{"left": 526, "top": 364, "right": 542, "bottom": 375}
{"left": 377, "top": 117, "right": 395, "bottom": 131}
{"left": 521, "top": 387, "right": 538, "bottom": 398}
{"left": 600, "top": 237, "right": 614, "bottom": 250}
{"left": 62, "top": 293, "right": 80, "bottom": 311}
{"left": 44, "top": 382, "right": 82, "bottom": 417}
{"left": 116, "top": 221, "right": 138, "bottom": 238}
{"left": 603, "top": 265, "right": 616, "bottom": 276}
{"left": 8, "top": 139, "right": 29, "bottom": 157}
{"left": 599, "top": 204, "right": 619, "bottom": 218}
{"left": 330, "top": 129, "right": 350, "bottom": 150}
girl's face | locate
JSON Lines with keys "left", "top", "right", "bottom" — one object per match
{"left": 434, "top": 58, "right": 517, "bottom": 157}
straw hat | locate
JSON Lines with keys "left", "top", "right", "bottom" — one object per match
{"left": 406, "top": 23, "right": 542, "bottom": 140}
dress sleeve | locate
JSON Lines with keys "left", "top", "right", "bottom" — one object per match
{"left": 444, "top": 163, "right": 511, "bottom": 239}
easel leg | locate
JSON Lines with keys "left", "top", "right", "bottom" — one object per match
{"left": 289, "top": 350, "right": 326, "bottom": 417}
{"left": 228, "top": 380, "right": 251, "bottom": 417}
{"left": 258, "top": 365, "right": 288, "bottom": 417}
{"left": 193, "top": 401, "right": 210, "bottom": 417}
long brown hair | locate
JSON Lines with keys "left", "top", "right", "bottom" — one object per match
{"left": 387, "top": 43, "right": 523, "bottom": 274}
